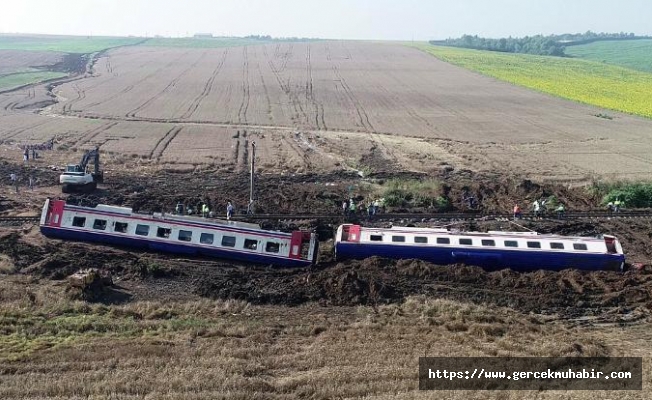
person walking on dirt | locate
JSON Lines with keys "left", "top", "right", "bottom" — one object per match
{"left": 10, "top": 173, "right": 18, "bottom": 193}
{"left": 28, "top": 175, "right": 34, "bottom": 191}
{"left": 513, "top": 203, "right": 522, "bottom": 220}
{"left": 614, "top": 199, "right": 622, "bottom": 213}
{"left": 532, "top": 200, "right": 540, "bottom": 219}
{"left": 555, "top": 203, "right": 566, "bottom": 220}
{"left": 342, "top": 200, "right": 348, "bottom": 216}
{"left": 23, "top": 148, "right": 29, "bottom": 163}
{"left": 227, "top": 201, "right": 234, "bottom": 220}
{"left": 202, "top": 203, "right": 209, "bottom": 218}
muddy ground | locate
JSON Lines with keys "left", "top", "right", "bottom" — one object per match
{"left": 1, "top": 163, "right": 652, "bottom": 322}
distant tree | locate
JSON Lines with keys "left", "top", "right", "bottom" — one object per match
{"left": 429, "top": 31, "right": 650, "bottom": 57}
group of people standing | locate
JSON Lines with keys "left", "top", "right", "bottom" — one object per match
{"left": 606, "top": 199, "right": 623, "bottom": 213}
{"left": 342, "top": 198, "right": 385, "bottom": 218}
{"left": 513, "top": 198, "right": 566, "bottom": 220}
{"left": 174, "top": 200, "right": 235, "bottom": 220}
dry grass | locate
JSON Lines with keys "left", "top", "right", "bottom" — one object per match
{"left": 0, "top": 276, "right": 650, "bottom": 399}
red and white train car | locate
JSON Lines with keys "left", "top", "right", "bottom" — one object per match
{"left": 40, "top": 199, "right": 318, "bottom": 267}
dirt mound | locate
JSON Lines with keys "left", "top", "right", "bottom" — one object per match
{"left": 2, "top": 220, "right": 651, "bottom": 319}
{"left": 2, "top": 167, "right": 651, "bottom": 322}
{"left": 192, "top": 256, "right": 652, "bottom": 318}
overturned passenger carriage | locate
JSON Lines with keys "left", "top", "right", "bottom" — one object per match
{"left": 40, "top": 199, "right": 318, "bottom": 267}
{"left": 334, "top": 224, "right": 625, "bottom": 271}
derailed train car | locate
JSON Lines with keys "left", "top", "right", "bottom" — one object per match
{"left": 39, "top": 199, "right": 318, "bottom": 267}
{"left": 334, "top": 224, "right": 625, "bottom": 271}
{"left": 39, "top": 198, "right": 626, "bottom": 271}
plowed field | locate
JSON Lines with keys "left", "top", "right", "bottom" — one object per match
{"left": 0, "top": 41, "right": 651, "bottom": 179}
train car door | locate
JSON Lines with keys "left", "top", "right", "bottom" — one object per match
{"left": 288, "top": 231, "right": 320, "bottom": 263}
{"left": 340, "top": 225, "right": 361, "bottom": 243}
{"left": 45, "top": 199, "right": 65, "bottom": 227}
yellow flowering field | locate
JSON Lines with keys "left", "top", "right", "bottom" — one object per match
{"left": 415, "top": 44, "right": 652, "bottom": 119}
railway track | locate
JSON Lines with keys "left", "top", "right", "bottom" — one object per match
{"left": 231, "top": 210, "right": 652, "bottom": 222}
{"left": 1, "top": 210, "right": 650, "bottom": 228}
{"left": 0, "top": 216, "right": 40, "bottom": 226}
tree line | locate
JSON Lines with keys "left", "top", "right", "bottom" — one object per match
{"left": 429, "top": 31, "right": 650, "bottom": 57}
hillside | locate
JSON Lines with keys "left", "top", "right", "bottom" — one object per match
{"left": 415, "top": 43, "right": 652, "bottom": 120}
{"left": 566, "top": 39, "right": 652, "bottom": 73}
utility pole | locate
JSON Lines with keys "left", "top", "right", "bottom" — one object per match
{"left": 248, "top": 141, "right": 256, "bottom": 214}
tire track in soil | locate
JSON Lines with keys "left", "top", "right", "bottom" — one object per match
{"left": 266, "top": 43, "right": 306, "bottom": 126}
{"left": 3, "top": 100, "right": 19, "bottom": 111}
{"left": 233, "top": 129, "right": 250, "bottom": 169}
{"left": 126, "top": 51, "right": 206, "bottom": 119}
{"left": 256, "top": 46, "right": 274, "bottom": 123}
{"left": 256, "top": 51, "right": 274, "bottom": 124}
{"left": 180, "top": 48, "right": 229, "bottom": 120}
{"left": 89, "top": 50, "right": 192, "bottom": 111}
{"left": 237, "top": 47, "right": 250, "bottom": 125}
{"left": 150, "top": 126, "right": 182, "bottom": 161}
{"left": 75, "top": 121, "right": 119, "bottom": 147}
{"left": 62, "top": 83, "right": 85, "bottom": 114}
{"left": 331, "top": 65, "right": 374, "bottom": 132}
{"left": 305, "top": 44, "right": 324, "bottom": 130}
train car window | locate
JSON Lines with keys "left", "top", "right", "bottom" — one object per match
{"left": 178, "top": 230, "right": 193, "bottom": 242}
{"left": 265, "top": 242, "right": 280, "bottom": 253}
{"left": 114, "top": 222, "right": 128, "bottom": 233}
{"left": 92, "top": 219, "right": 107, "bottom": 230}
{"left": 200, "top": 233, "right": 214, "bottom": 244}
{"left": 135, "top": 224, "right": 150, "bottom": 236}
{"left": 481, "top": 239, "right": 495, "bottom": 246}
{"left": 414, "top": 236, "right": 428, "bottom": 243}
{"left": 370, "top": 235, "right": 383, "bottom": 241}
{"left": 573, "top": 243, "right": 588, "bottom": 251}
{"left": 244, "top": 239, "right": 258, "bottom": 250}
{"left": 504, "top": 240, "right": 518, "bottom": 247}
{"left": 221, "top": 236, "right": 236, "bottom": 247}
{"left": 436, "top": 237, "right": 450, "bottom": 244}
{"left": 550, "top": 242, "right": 565, "bottom": 249}
{"left": 72, "top": 216, "right": 86, "bottom": 227}
{"left": 392, "top": 236, "right": 405, "bottom": 243}
{"left": 459, "top": 238, "right": 472, "bottom": 245}
{"left": 527, "top": 241, "right": 541, "bottom": 248}
{"left": 157, "top": 227, "right": 171, "bottom": 238}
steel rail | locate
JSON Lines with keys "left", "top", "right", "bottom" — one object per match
{"left": 1, "top": 210, "right": 651, "bottom": 226}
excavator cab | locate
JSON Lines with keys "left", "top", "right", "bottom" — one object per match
{"left": 65, "top": 164, "right": 84, "bottom": 173}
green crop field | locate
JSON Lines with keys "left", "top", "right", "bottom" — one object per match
{"left": 140, "top": 37, "right": 270, "bottom": 48}
{"left": 0, "top": 35, "right": 144, "bottom": 53}
{"left": 0, "top": 70, "right": 66, "bottom": 90}
{"left": 565, "top": 39, "right": 652, "bottom": 73}
{"left": 415, "top": 43, "right": 652, "bottom": 119}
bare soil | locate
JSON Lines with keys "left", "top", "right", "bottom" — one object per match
{"left": 1, "top": 163, "right": 651, "bottom": 322}
{"left": 2, "top": 42, "right": 652, "bottom": 180}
